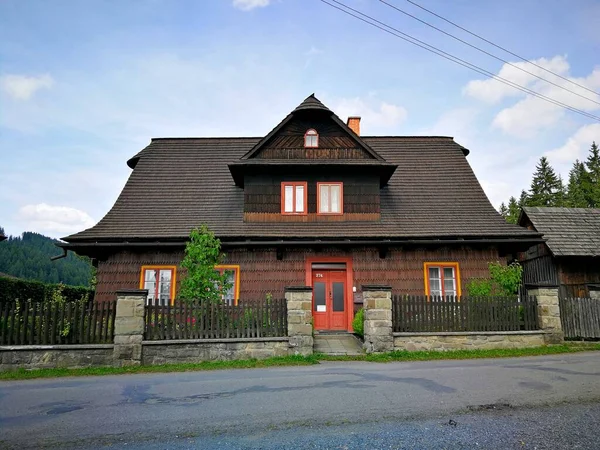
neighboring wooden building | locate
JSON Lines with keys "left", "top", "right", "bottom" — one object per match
{"left": 61, "top": 94, "right": 541, "bottom": 332}
{"left": 518, "top": 207, "right": 600, "bottom": 298}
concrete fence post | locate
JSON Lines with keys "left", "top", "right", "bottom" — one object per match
{"left": 362, "top": 285, "right": 393, "bottom": 353}
{"left": 285, "top": 287, "right": 314, "bottom": 356}
{"left": 527, "top": 285, "right": 563, "bottom": 344}
{"left": 113, "top": 289, "right": 147, "bottom": 367}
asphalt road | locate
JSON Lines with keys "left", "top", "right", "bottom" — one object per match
{"left": 1, "top": 352, "right": 599, "bottom": 449}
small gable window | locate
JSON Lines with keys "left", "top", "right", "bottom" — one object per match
{"left": 317, "top": 182, "right": 343, "bottom": 215}
{"left": 281, "top": 182, "right": 307, "bottom": 215}
{"left": 304, "top": 129, "right": 319, "bottom": 148}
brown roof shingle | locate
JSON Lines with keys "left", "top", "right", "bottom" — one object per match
{"left": 64, "top": 136, "right": 538, "bottom": 242}
{"left": 520, "top": 207, "right": 600, "bottom": 257}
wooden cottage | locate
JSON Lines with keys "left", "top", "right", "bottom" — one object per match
{"left": 61, "top": 94, "right": 541, "bottom": 332}
{"left": 518, "top": 207, "right": 600, "bottom": 298}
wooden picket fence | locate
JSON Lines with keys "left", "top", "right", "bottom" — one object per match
{"left": 559, "top": 297, "right": 600, "bottom": 340}
{"left": 0, "top": 300, "right": 116, "bottom": 345}
{"left": 392, "top": 295, "right": 539, "bottom": 333}
{"left": 144, "top": 299, "right": 288, "bottom": 340}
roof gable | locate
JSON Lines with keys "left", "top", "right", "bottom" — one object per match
{"left": 241, "top": 94, "right": 386, "bottom": 162}
{"left": 520, "top": 207, "right": 600, "bottom": 257}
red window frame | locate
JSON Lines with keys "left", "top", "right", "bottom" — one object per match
{"left": 304, "top": 129, "right": 319, "bottom": 148}
{"left": 281, "top": 181, "right": 308, "bottom": 215}
{"left": 317, "top": 182, "right": 344, "bottom": 215}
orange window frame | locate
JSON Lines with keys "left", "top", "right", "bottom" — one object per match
{"left": 281, "top": 181, "right": 308, "bottom": 215}
{"left": 215, "top": 264, "right": 240, "bottom": 305}
{"left": 304, "top": 128, "right": 319, "bottom": 148}
{"left": 423, "top": 262, "right": 461, "bottom": 297}
{"left": 139, "top": 265, "right": 177, "bottom": 305}
{"left": 317, "top": 182, "right": 344, "bottom": 215}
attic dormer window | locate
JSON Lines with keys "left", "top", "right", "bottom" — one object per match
{"left": 304, "top": 129, "right": 319, "bottom": 148}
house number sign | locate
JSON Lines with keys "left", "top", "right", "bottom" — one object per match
{"left": 315, "top": 273, "right": 324, "bottom": 278}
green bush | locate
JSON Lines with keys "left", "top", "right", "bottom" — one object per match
{"left": 0, "top": 276, "right": 94, "bottom": 305}
{"left": 352, "top": 308, "right": 364, "bottom": 338}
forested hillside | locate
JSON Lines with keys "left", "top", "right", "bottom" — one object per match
{"left": 0, "top": 231, "right": 93, "bottom": 287}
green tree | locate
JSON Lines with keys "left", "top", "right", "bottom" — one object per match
{"left": 518, "top": 190, "right": 529, "bottom": 208}
{"left": 506, "top": 196, "right": 521, "bottom": 224}
{"left": 527, "top": 157, "right": 563, "bottom": 207}
{"left": 178, "top": 225, "right": 231, "bottom": 303}
{"left": 566, "top": 160, "right": 589, "bottom": 207}
{"left": 499, "top": 202, "right": 509, "bottom": 219}
{"left": 584, "top": 141, "right": 600, "bottom": 207}
{"left": 465, "top": 262, "right": 523, "bottom": 297}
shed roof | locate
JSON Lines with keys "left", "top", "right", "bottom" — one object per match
{"left": 520, "top": 207, "right": 600, "bottom": 257}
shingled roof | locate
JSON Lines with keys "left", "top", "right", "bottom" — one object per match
{"left": 63, "top": 135, "right": 539, "bottom": 243}
{"left": 520, "top": 207, "right": 600, "bottom": 257}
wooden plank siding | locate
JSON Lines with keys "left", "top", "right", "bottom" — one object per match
{"left": 253, "top": 117, "right": 373, "bottom": 160}
{"left": 244, "top": 174, "right": 380, "bottom": 221}
{"left": 93, "top": 246, "right": 502, "bottom": 304}
{"left": 521, "top": 255, "right": 559, "bottom": 286}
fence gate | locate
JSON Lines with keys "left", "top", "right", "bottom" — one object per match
{"left": 559, "top": 296, "right": 600, "bottom": 339}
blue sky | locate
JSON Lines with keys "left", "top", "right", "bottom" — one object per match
{"left": 1, "top": 0, "right": 599, "bottom": 238}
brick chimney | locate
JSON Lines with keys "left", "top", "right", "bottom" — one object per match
{"left": 347, "top": 116, "right": 361, "bottom": 135}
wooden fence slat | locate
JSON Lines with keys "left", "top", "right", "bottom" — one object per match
{"left": 1, "top": 302, "right": 9, "bottom": 345}
{"left": 51, "top": 304, "right": 58, "bottom": 345}
{"left": 29, "top": 302, "right": 37, "bottom": 345}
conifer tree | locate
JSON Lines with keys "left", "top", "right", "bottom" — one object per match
{"left": 566, "top": 160, "right": 588, "bottom": 207}
{"left": 518, "top": 190, "right": 529, "bottom": 208}
{"left": 584, "top": 141, "right": 600, "bottom": 207}
{"left": 499, "top": 202, "right": 509, "bottom": 219}
{"left": 528, "top": 157, "right": 563, "bottom": 207}
{"left": 506, "top": 197, "right": 521, "bottom": 224}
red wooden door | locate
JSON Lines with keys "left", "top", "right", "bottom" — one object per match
{"left": 312, "top": 270, "right": 347, "bottom": 330}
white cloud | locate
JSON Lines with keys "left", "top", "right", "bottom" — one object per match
{"left": 0, "top": 74, "right": 54, "bottom": 100}
{"left": 463, "top": 56, "right": 570, "bottom": 104}
{"left": 232, "top": 0, "right": 271, "bottom": 11}
{"left": 332, "top": 96, "right": 407, "bottom": 133}
{"left": 463, "top": 55, "right": 600, "bottom": 138}
{"left": 16, "top": 203, "right": 95, "bottom": 235}
{"left": 491, "top": 96, "right": 564, "bottom": 139}
{"left": 546, "top": 123, "right": 600, "bottom": 164}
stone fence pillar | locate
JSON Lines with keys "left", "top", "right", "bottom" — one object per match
{"left": 113, "top": 289, "right": 147, "bottom": 366}
{"left": 285, "top": 287, "right": 314, "bottom": 356}
{"left": 527, "top": 285, "right": 563, "bottom": 344}
{"left": 362, "top": 285, "right": 393, "bottom": 353}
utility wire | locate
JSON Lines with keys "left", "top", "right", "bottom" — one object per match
{"left": 379, "top": 0, "right": 600, "bottom": 107}
{"left": 319, "top": 0, "right": 600, "bottom": 122}
{"left": 402, "top": 0, "right": 600, "bottom": 97}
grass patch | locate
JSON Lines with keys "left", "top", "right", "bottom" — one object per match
{"left": 316, "top": 343, "right": 600, "bottom": 362}
{"left": 1, "top": 344, "right": 599, "bottom": 381}
{"left": 0, "top": 354, "right": 320, "bottom": 381}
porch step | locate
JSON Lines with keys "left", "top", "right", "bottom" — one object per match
{"left": 314, "top": 333, "right": 364, "bottom": 356}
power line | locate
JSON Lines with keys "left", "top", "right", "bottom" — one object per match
{"left": 402, "top": 0, "right": 600, "bottom": 97}
{"left": 319, "top": 0, "right": 600, "bottom": 122}
{"left": 378, "top": 0, "right": 600, "bottom": 107}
